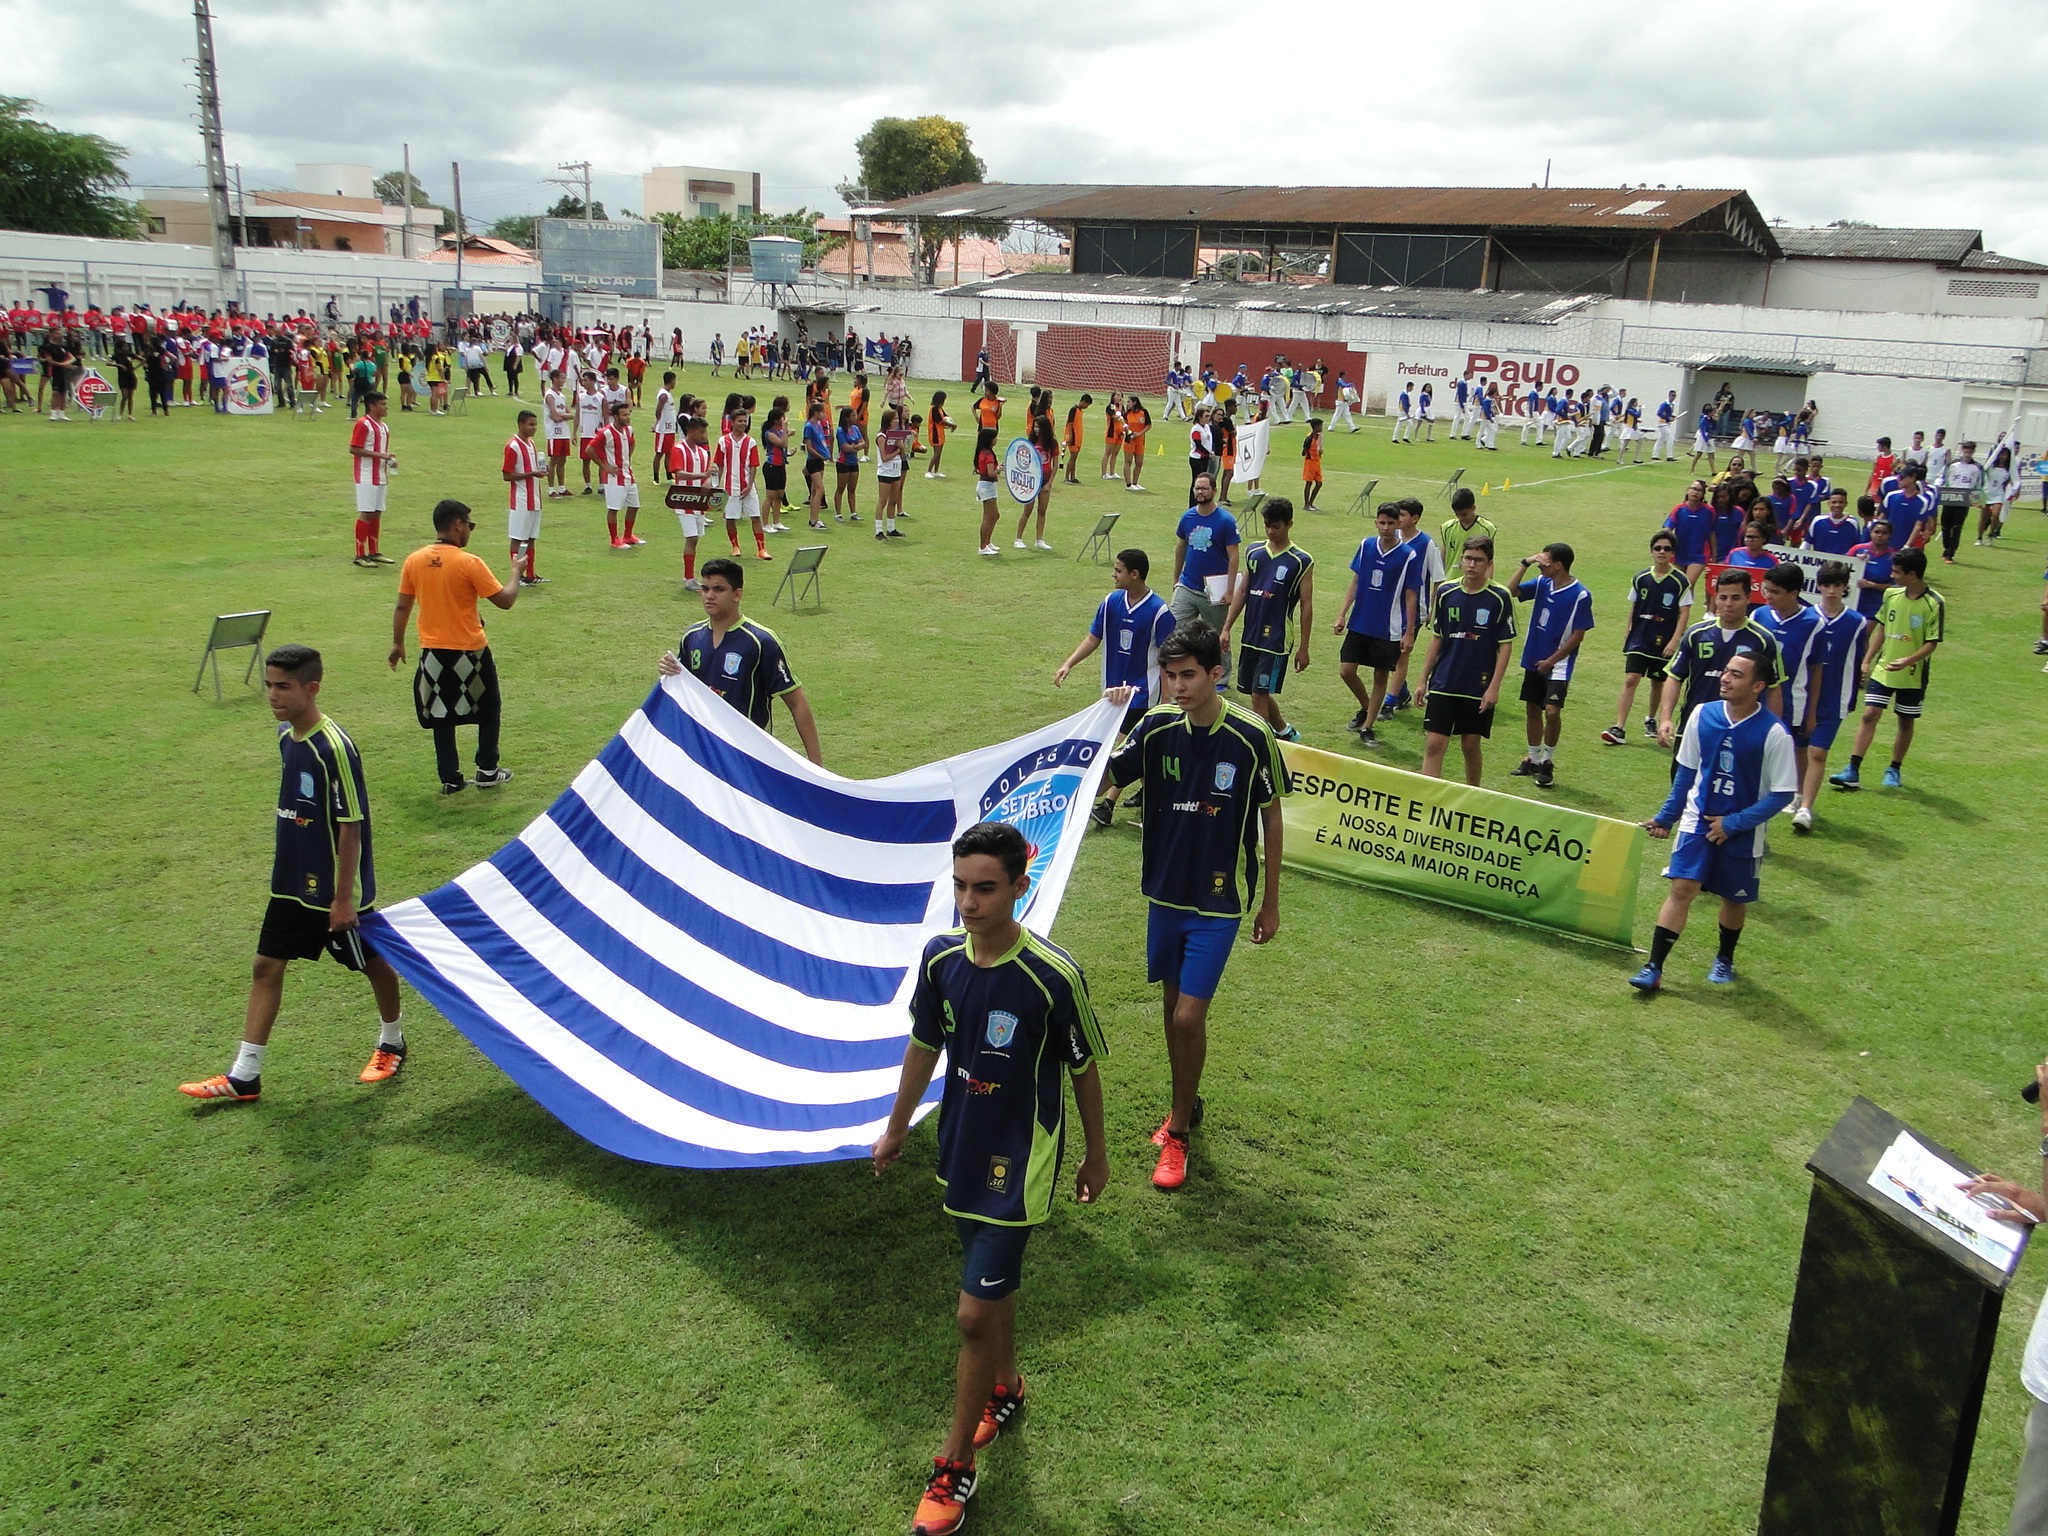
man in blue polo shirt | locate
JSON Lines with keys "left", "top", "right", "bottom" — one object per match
{"left": 1631, "top": 651, "right": 1798, "bottom": 992}
{"left": 1509, "top": 542, "right": 1595, "bottom": 788}
{"left": 872, "top": 821, "right": 1107, "bottom": 1536}
{"left": 1169, "top": 471, "right": 1240, "bottom": 669}
{"left": 1332, "top": 502, "right": 1421, "bottom": 748}
{"left": 657, "top": 557, "right": 823, "bottom": 763}
{"left": 1092, "top": 621, "right": 1283, "bottom": 1194}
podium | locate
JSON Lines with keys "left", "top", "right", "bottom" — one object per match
{"left": 1759, "top": 1096, "right": 2026, "bottom": 1535}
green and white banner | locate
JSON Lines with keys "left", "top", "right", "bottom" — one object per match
{"left": 1277, "top": 743, "right": 1647, "bottom": 948}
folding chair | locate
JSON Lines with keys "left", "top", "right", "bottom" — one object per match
{"left": 447, "top": 385, "right": 471, "bottom": 416}
{"left": 1438, "top": 468, "right": 1466, "bottom": 502}
{"left": 192, "top": 610, "right": 272, "bottom": 700}
{"left": 1342, "top": 477, "right": 1381, "bottom": 516}
{"left": 1241, "top": 491, "right": 1268, "bottom": 520}
{"left": 773, "top": 545, "right": 828, "bottom": 612}
{"left": 1076, "top": 511, "right": 1121, "bottom": 564}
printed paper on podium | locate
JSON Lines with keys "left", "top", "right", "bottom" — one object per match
{"left": 1867, "top": 1130, "right": 2030, "bottom": 1274}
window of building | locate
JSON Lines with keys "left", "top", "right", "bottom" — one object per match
{"left": 145, "top": 214, "right": 168, "bottom": 235}
{"left": 335, "top": 236, "right": 352, "bottom": 251}
{"left": 698, "top": 202, "right": 722, "bottom": 219}
{"left": 736, "top": 205, "right": 752, "bottom": 219}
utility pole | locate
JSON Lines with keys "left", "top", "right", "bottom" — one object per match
{"left": 192, "top": 0, "right": 234, "bottom": 275}
{"left": 553, "top": 161, "right": 593, "bottom": 219}
{"left": 401, "top": 142, "right": 412, "bottom": 258}
{"left": 452, "top": 161, "right": 465, "bottom": 296}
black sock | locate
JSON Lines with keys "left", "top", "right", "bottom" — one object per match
{"left": 1718, "top": 924, "right": 1742, "bottom": 963}
{"left": 1888, "top": 760, "right": 1903, "bottom": 773}
{"left": 1649, "top": 925, "right": 1680, "bottom": 968}
{"left": 1849, "top": 753, "right": 1865, "bottom": 771}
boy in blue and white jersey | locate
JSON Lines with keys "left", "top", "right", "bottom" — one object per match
{"left": 1056, "top": 546, "right": 1175, "bottom": 736}
{"left": 1754, "top": 563, "right": 1821, "bottom": 745}
{"left": 1653, "top": 391, "right": 1678, "bottom": 461}
{"left": 1392, "top": 384, "right": 1415, "bottom": 443}
{"left": 1381, "top": 496, "right": 1445, "bottom": 717}
{"left": 1788, "top": 561, "right": 1867, "bottom": 833}
{"left": 1520, "top": 384, "right": 1545, "bottom": 445}
{"left": 1632, "top": 651, "right": 1798, "bottom": 992}
{"left": 1508, "top": 542, "right": 1595, "bottom": 788}
{"left": 872, "top": 821, "right": 1108, "bottom": 1533}
{"left": 1334, "top": 503, "right": 1423, "bottom": 747}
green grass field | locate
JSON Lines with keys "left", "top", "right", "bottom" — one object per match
{"left": 5, "top": 373, "right": 2047, "bottom": 1535}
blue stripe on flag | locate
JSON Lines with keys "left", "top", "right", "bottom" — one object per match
{"left": 487, "top": 840, "right": 907, "bottom": 1071}
{"left": 640, "top": 685, "right": 954, "bottom": 845}
{"left": 592, "top": 737, "right": 930, "bottom": 923}
{"left": 361, "top": 916, "right": 937, "bottom": 1169}
{"left": 416, "top": 886, "right": 903, "bottom": 1133}
{"left": 526, "top": 798, "right": 904, "bottom": 1004}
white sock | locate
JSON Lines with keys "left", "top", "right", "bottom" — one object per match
{"left": 379, "top": 1012, "right": 404, "bottom": 1049}
{"left": 233, "top": 1041, "right": 267, "bottom": 1081}
{"left": 874, "top": 517, "right": 883, "bottom": 532}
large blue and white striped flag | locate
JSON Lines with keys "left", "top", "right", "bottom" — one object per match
{"left": 361, "top": 675, "right": 1123, "bottom": 1168}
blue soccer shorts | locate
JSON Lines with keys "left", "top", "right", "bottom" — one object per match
{"left": 1146, "top": 905, "right": 1243, "bottom": 1001}
{"left": 956, "top": 1217, "right": 1031, "bottom": 1301}
{"left": 1663, "top": 829, "right": 1760, "bottom": 904}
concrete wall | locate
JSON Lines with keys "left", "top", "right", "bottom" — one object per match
{"left": 1765, "top": 259, "right": 1939, "bottom": 316}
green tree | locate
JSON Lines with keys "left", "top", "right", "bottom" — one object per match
{"left": 0, "top": 97, "right": 139, "bottom": 238}
{"left": 655, "top": 210, "right": 841, "bottom": 273}
{"left": 488, "top": 213, "right": 538, "bottom": 250}
{"left": 545, "top": 192, "right": 605, "bottom": 221}
{"left": 846, "top": 116, "right": 1003, "bottom": 284}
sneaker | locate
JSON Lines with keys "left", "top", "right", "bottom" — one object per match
{"left": 1535, "top": 760, "right": 1555, "bottom": 788}
{"left": 913, "top": 1459, "right": 976, "bottom": 1536}
{"left": 1150, "top": 1096, "right": 1205, "bottom": 1146}
{"left": 1600, "top": 726, "right": 1626, "bottom": 746}
{"left": 1941, "top": 555, "right": 1955, "bottom": 564}
{"left": 1509, "top": 758, "right": 1536, "bottom": 777}
{"left": 1348, "top": 709, "right": 1368, "bottom": 733}
{"left": 1359, "top": 728, "right": 1380, "bottom": 749}
{"left": 359, "top": 1041, "right": 407, "bottom": 1082}
{"left": 1829, "top": 765, "right": 1860, "bottom": 792}
{"left": 439, "top": 780, "right": 467, "bottom": 796}
{"left": 473, "top": 767, "right": 514, "bottom": 787}
{"left": 931, "top": 472, "right": 946, "bottom": 479}
{"left": 580, "top": 486, "right": 594, "bottom": 495}
{"left": 1123, "top": 788, "right": 1143, "bottom": 811}
{"left": 755, "top": 550, "right": 772, "bottom": 560}
{"left": 924, "top": 471, "right": 937, "bottom": 479}
{"left": 1088, "top": 799, "right": 1114, "bottom": 829}
{"left": 1033, "top": 540, "right": 1054, "bottom": 551}
{"left": 370, "top": 552, "right": 396, "bottom": 565}
{"left": 683, "top": 577, "right": 701, "bottom": 591}
{"left": 2033, "top": 639, "right": 2048, "bottom": 656}
{"left": 627, "top": 534, "right": 647, "bottom": 546}
{"left": 1152, "top": 1132, "right": 1190, "bottom": 1190}
{"left": 1014, "top": 539, "right": 1026, "bottom": 549}
{"left": 353, "top": 555, "right": 379, "bottom": 567}
{"left": 1276, "top": 724, "right": 1300, "bottom": 742}
{"left": 888, "top": 528, "right": 906, "bottom": 539}
{"left": 178, "top": 1072, "right": 260, "bottom": 1101}
{"left": 1627, "top": 964, "right": 1662, "bottom": 994}
{"left": 1643, "top": 716, "right": 1659, "bottom": 740}
{"left": 1791, "top": 806, "right": 1814, "bottom": 834}
{"left": 1882, "top": 765, "right": 1902, "bottom": 788}
{"left": 1706, "top": 956, "right": 1739, "bottom": 985}
{"left": 980, "top": 545, "right": 999, "bottom": 556}
{"left": 972, "top": 1379, "right": 1026, "bottom": 1451}
{"left": 876, "top": 531, "right": 887, "bottom": 541}
{"left": 518, "top": 575, "right": 548, "bottom": 587}
{"left": 610, "top": 539, "right": 628, "bottom": 549}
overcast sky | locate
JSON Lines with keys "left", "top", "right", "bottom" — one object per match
{"left": 9, "top": 0, "right": 2048, "bottom": 257}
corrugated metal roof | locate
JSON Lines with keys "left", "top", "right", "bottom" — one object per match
{"left": 878, "top": 183, "right": 1770, "bottom": 242}
{"left": 939, "top": 272, "right": 1604, "bottom": 324}
{"left": 1773, "top": 227, "right": 1984, "bottom": 263}
{"left": 1685, "top": 354, "right": 1835, "bottom": 377}
{"left": 1961, "top": 248, "right": 2048, "bottom": 275}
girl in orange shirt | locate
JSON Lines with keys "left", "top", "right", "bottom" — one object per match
{"left": 1122, "top": 396, "right": 1152, "bottom": 491}
{"left": 1099, "top": 392, "right": 1125, "bottom": 479}
{"left": 925, "top": 390, "right": 956, "bottom": 478}
{"left": 849, "top": 373, "right": 870, "bottom": 460}
{"left": 1062, "top": 393, "right": 1092, "bottom": 483}
{"left": 1300, "top": 416, "right": 1325, "bottom": 509}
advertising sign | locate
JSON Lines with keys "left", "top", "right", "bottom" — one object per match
{"left": 538, "top": 218, "right": 661, "bottom": 296}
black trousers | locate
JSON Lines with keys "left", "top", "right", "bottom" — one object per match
{"left": 1589, "top": 424, "right": 1607, "bottom": 456}
{"left": 1939, "top": 504, "right": 1969, "bottom": 558}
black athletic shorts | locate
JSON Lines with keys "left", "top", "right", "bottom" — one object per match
{"left": 1623, "top": 650, "right": 1670, "bottom": 680}
{"left": 257, "top": 896, "right": 372, "bottom": 971}
{"left": 1423, "top": 694, "right": 1494, "bottom": 738}
{"left": 804, "top": 455, "right": 825, "bottom": 477}
{"left": 1519, "top": 668, "right": 1569, "bottom": 707}
{"left": 762, "top": 464, "right": 787, "bottom": 492}
{"left": 956, "top": 1216, "right": 1031, "bottom": 1301}
{"left": 1341, "top": 631, "right": 1402, "bottom": 671}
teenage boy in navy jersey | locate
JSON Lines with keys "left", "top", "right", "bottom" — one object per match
{"left": 1333, "top": 503, "right": 1422, "bottom": 748}
{"left": 1658, "top": 571, "right": 1782, "bottom": 766}
{"left": 658, "top": 557, "right": 823, "bottom": 763}
{"left": 1603, "top": 532, "right": 1692, "bottom": 746}
{"left": 1754, "top": 563, "right": 1822, "bottom": 751}
{"left": 178, "top": 644, "right": 406, "bottom": 1102}
{"left": 1056, "top": 546, "right": 1175, "bottom": 738}
{"left": 1631, "top": 652, "right": 1798, "bottom": 993}
{"left": 1508, "top": 543, "right": 1595, "bottom": 788}
{"left": 1789, "top": 561, "right": 1867, "bottom": 833}
{"left": 873, "top": 821, "right": 1108, "bottom": 1536}
{"left": 1414, "top": 535, "right": 1515, "bottom": 783}
{"left": 1092, "top": 622, "right": 1283, "bottom": 1193}
{"left": 1221, "top": 498, "right": 1315, "bottom": 742}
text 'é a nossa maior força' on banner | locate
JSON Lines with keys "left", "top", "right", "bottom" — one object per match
{"left": 1276, "top": 743, "right": 1647, "bottom": 948}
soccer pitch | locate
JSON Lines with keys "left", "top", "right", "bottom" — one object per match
{"left": 5, "top": 377, "right": 2046, "bottom": 1534}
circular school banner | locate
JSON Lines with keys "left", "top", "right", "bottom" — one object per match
{"left": 223, "top": 358, "right": 274, "bottom": 415}
{"left": 1003, "top": 437, "right": 1043, "bottom": 505}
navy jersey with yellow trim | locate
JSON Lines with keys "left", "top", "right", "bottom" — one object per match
{"left": 1237, "top": 539, "right": 1314, "bottom": 656}
{"left": 1106, "top": 701, "right": 1283, "bottom": 917}
{"left": 272, "top": 716, "right": 374, "bottom": 911}
{"left": 1667, "top": 618, "right": 1781, "bottom": 721}
{"left": 908, "top": 929, "right": 1104, "bottom": 1226}
{"left": 678, "top": 617, "right": 798, "bottom": 727}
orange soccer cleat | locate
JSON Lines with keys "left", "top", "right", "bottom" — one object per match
{"left": 1151, "top": 1132, "right": 1190, "bottom": 1191}
{"left": 178, "top": 1073, "right": 260, "bottom": 1102}
{"left": 912, "top": 1458, "right": 977, "bottom": 1535}
{"left": 972, "top": 1379, "right": 1025, "bottom": 1451}
{"left": 358, "top": 1042, "right": 407, "bottom": 1083}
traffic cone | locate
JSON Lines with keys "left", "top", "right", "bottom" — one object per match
{"left": 1480, "top": 483, "right": 1490, "bottom": 496}
{"left": 1503, "top": 478, "right": 1512, "bottom": 490}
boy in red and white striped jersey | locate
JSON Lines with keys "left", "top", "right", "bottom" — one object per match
{"left": 503, "top": 409, "right": 546, "bottom": 584}
{"left": 668, "top": 414, "right": 716, "bottom": 589}
{"left": 593, "top": 399, "right": 642, "bottom": 547}
{"left": 715, "top": 412, "right": 770, "bottom": 561}
{"left": 349, "top": 393, "right": 394, "bottom": 566}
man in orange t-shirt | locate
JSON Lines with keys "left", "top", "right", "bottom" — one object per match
{"left": 390, "top": 498, "right": 522, "bottom": 794}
